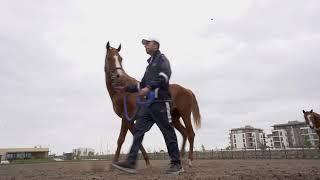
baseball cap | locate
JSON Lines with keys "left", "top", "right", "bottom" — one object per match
{"left": 141, "top": 37, "right": 160, "bottom": 46}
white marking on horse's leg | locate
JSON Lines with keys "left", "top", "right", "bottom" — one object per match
{"left": 113, "top": 55, "right": 123, "bottom": 76}
{"left": 187, "top": 158, "right": 192, "bottom": 167}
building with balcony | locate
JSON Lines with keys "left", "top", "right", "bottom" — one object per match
{"left": 270, "top": 129, "right": 289, "bottom": 148}
{"left": 265, "top": 134, "right": 274, "bottom": 149}
{"left": 230, "top": 125, "right": 266, "bottom": 150}
{"left": 272, "top": 121, "right": 310, "bottom": 148}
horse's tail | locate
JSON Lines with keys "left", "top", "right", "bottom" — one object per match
{"left": 191, "top": 92, "right": 201, "bottom": 129}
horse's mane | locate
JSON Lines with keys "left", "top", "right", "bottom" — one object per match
{"left": 313, "top": 112, "right": 320, "bottom": 120}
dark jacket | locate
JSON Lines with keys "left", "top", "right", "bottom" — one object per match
{"left": 126, "top": 50, "right": 172, "bottom": 101}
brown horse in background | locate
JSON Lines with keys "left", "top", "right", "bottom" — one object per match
{"left": 302, "top": 109, "right": 320, "bottom": 149}
{"left": 104, "top": 42, "right": 201, "bottom": 166}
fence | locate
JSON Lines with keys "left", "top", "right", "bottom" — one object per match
{"left": 89, "top": 148, "right": 320, "bottom": 161}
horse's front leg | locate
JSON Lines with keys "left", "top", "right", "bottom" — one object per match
{"left": 113, "top": 119, "right": 129, "bottom": 162}
{"left": 128, "top": 122, "right": 151, "bottom": 166}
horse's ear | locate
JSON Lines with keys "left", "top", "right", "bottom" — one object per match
{"left": 117, "top": 44, "right": 121, "bottom": 52}
{"left": 106, "top": 41, "right": 110, "bottom": 50}
{"left": 311, "top": 109, "right": 313, "bottom": 113}
{"left": 303, "top": 110, "right": 306, "bottom": 114}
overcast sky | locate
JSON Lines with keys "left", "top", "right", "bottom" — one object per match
{"left": 1, "top": 0, "right": 319, "bottom": 155}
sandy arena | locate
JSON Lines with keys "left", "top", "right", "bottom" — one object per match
{"left": 1, "top": 159, "right": 320, "bottom": 180}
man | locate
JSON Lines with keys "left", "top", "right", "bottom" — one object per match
{"left": 112, "top": 38, "right": 183, "bottom": 175}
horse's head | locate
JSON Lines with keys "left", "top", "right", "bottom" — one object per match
{"left": 105, "top": 42, "right": 124, "bottom": 87}
{"left": 303, "top": 109, "right": 315, "bottom": 129}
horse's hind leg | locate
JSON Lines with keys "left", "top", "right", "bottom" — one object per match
{"left": 182, "top": 114, "right": 195, "bottom": 167}
{"left": 128, "top": 123, "right": 151, "bottom": 166}
{"left": 172, "top": 114, "right": 187, "bottom": 159}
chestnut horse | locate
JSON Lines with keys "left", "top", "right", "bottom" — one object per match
{"left": 302, "top": 109, "right": 320, "bottom": 149}
{"left": 104, "top": 42, "right": 201, "bottom": 166}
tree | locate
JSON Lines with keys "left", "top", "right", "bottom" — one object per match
{"left": 76, "top": 151, "right": 81, "bottom": 160}
{"left": 88, "top": 151, "right": 94, "bottom": 158}
{"left": 201, "top": 144, "right": 206, "bottom": 152}
{"left": 257, "top": 141, "right": 267, "bottom": 150}
{"left": 225, "top": 145, "right": 231, "bottom": 150}
{"left": 304, "top": 136, "right": 312, "bottom": 148}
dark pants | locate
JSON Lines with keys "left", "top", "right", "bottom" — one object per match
{"left": 127, "top": 102, "right": 181, "bottom": 165}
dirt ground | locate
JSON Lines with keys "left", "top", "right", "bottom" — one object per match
{"left": 0, "top": 159, "right": 320, "bottom": 180}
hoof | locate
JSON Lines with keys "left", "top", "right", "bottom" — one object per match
{"left": 146, "top": 163, "right": 152, "bottom": 168}
{"left": 187, "top": 159, "right": 192, "bottom": 167}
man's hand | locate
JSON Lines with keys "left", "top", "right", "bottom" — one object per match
{"left": 139, "top": 87, "right": 150, "bottom": 96}
{"left": 114, "top": 86, "right": 126, "bottom": 93}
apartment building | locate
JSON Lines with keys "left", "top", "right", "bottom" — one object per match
{"left": 230, "top": 125, "right": 266, "bottom": 150}
{"left": 272, "top": 121, "right": 309, "bottom": 148}
{"left": 270, "top": 129, "right": 289, "bottom": 148}
{"left": 265, "top": 134, "right": 274, "bottom": 149}
{"left": 72, "top": 147, "right": 95, "bottom": 157}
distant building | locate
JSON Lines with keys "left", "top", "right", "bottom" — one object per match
{"left": 0, "top": 147, "right": 49, "bottom": 161}
{"left": 272, "top": 121, "right": 314, "bottom": 148}
{"left": 269, "top": 129, "right": 289, "bottom": 148}
{"left": 265, "top": 134, "right": 274, "bottom": 149}
{"left": 72, "top": 148, "right": 95, "bottom": 157}
{"left": 230, "top": 125, "right": 266, "bottom": 150}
